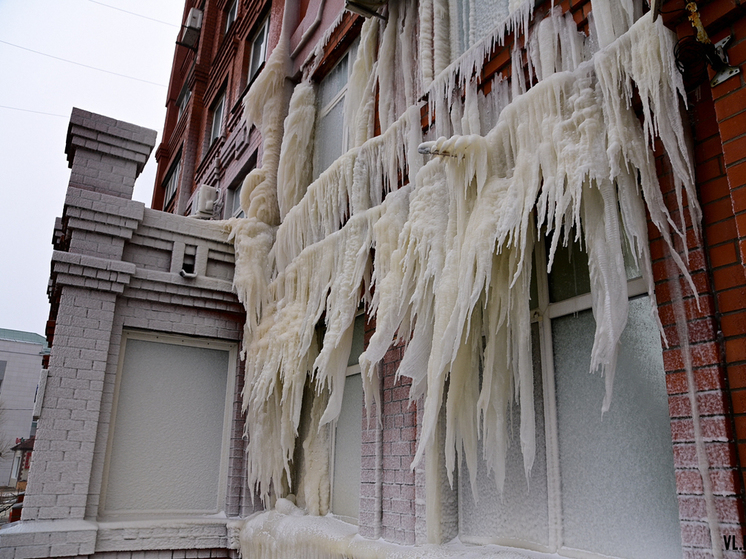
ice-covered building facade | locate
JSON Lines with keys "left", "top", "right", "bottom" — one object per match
{"left": 4, "top": 0, "right": 746, "bottom": 558}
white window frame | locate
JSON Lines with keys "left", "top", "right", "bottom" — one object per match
{"left": 163, "top": 156, "right": 181, "bottom": 208}
{"left": 229, "top": 182, "right": 245, "bottom": 218}
{"left": 328, "top": 311, "right": 365, "bottom": 525}
{"left": 313, "top": 40, "right": 359, "bottom": 179}
{"left": 176, "top": 84, "right": 191, "bottom": 121}
{"left": 209, "top": 91, "right": 226, "bottom": 145}
{"left": 225, "top": 0, "right": 238, "bottom": 34}
{"left": 446, "top": 235, "right": 681, "bottom": 558}
{"left": 99, "top": 330, "right": 237, "bottom": 519}
{"left": 529, "top": 238, "right": 649, "bottom": 553}
{"left": 247, "top": 16, "right": 269, "bottom": 84}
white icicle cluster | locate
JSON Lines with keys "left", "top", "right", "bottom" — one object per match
{"left": 229, "top": 0, "right": 698, "bottom": 519}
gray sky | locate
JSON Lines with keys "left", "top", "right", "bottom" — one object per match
{"left": 0, "top": 0, "right": 185, "bottom": 335}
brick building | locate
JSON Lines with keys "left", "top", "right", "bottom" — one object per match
{"left": 3, "top": 0, "right": 746, "bottom": 558}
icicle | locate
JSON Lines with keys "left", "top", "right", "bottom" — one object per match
{"left": 345, "top": 17, "right": 379, "bottom": 148}
{"left": 590, "top": 0, "right": 637, "bottom": 49}
{"left": 595, "top": 12, "right": 699, "bottom": 286}
{"left": 231, "top": 0, "right": 701, "bottom": 520}
{"left": 419, "top": 0, "right": 435, "bottom": 88}
{"left": 277, "top": 81, "right": 317, "bottom": 221}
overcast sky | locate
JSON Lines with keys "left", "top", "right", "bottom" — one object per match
{"left": 0, "top": 0, "right": 185, "bottom": 335}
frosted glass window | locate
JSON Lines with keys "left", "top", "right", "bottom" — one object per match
{"left": 318, "top": 55, "right": 349, "bottom": 109}
{"left": 332, "top": 314, "right": 365, "bottom": 523}
{"left": 103, "top": 336, "right": 233, "bottom": 517}
{"left": 453, "top": 234, "right": 680, "bottom": 557}
{"left": 313, "top": 42, "right": 358, "bottom": 179}
{"left": 332, "top": 371, "right": 362, "bottom": 523}
{"left": 314, "top": 100, "right": 345, "bottom": 178}
{"left": 453, "top": 0, "right": 511, "bottom": 57}
{"left": 553, "top": 297, "right": 682, "bottom": 559}
{"left": 459, "top": 324, "right": 549, "bottom": 547}
{"left": 347, "top": 314, "right": 365, "bottom": 366}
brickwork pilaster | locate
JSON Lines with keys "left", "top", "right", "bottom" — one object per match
{"left": 23, "top": 287, "right": 118, "bottom": 521}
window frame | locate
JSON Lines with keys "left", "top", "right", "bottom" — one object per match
{"left": 225, "top": 0, "right": 238, "bottom": 35}
{"left": 247, "top": 16, "right": 270, "bottom": 85}
{"left": 229, "top": 182, "right": 245, "bottom": 218}
{"left": 176, "top": 83, "right": 191, "bottom": 122}
{"left": 209, "top": 90, "right": 226, "bottom": 146}
{"left": 312, "top": 40, "right": 359, "bottom": 179}
{"left": 447, "top": 234, "right": 681, "bottom": 558}
{"left": 99, "top": 330, "right": 238, "bottom": 519}
{"left": 162, "top": 155, "right": 181, "bottom": 210}
{"left": 328, "top": 311, "right": 365, "bottom": 525}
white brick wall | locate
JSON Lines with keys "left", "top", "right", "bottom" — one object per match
{"left": 0, "top": 109, "right": 249, "bottom": 559}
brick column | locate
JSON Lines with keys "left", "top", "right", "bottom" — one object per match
{"left": 21, "top": 109, "right": 155, "bottom": 525}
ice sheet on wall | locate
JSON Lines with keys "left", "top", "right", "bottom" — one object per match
{"left": 229, "top": 0, "right": 697, "bottom": 515}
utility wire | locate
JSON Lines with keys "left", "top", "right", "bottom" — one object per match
{"left": 86, "top": 0, "right": 180, "bottom": 28}
{"left": 0, "top": 105, "right": 67, "bottom": 118}
{"left": 0, "top": 39, "right": 167, "bottom": 88}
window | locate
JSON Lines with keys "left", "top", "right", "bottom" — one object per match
{"left": 101, "top": 331, "right": 236, "bottom": 518}
{"left": 451, "top": 0, "right": 511, "bottom": 57}
{"left": 456, "top": 236, "right": 682, "bottom": 559}
{"left": 162, "top": 156, "right": 181, "bottom": 209}
{"left": 225, "top": 0, "right": 238, "bottom": 34}
{"left": 313, "top": 40, "right": 359, "bottom": 179}
{"left": 0, "top": 360, "right": 6, "bottom": 392}
{"left": 209, "top": 91, "right": 226, "bottom": 145}
{"left": 176, "top": 84, "right": 191, "bottom": 121}
{"left": 330, "top": 313, "right": 365, "bottom": 524}
{"left": 247, "top": 16, "right": 269, "bottom": 84}
{"left": 229, "top": 183, "right": 245, "bottom": 218}
{"left": 11, "top": 455, "right": 21, "bottom": 481}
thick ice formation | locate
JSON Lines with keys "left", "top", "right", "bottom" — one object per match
{"left": 229, "top": 0, "right": 698, "bottom": 531}
{"left": 230, "top": 499, "right": 539, "bottom": 558}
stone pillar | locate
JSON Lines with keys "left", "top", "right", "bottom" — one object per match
{"left": 21, "top": 110, "right": 155, "bottom": 530}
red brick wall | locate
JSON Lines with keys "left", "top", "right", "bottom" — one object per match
{"left": 652, "top": 1, "right": 746, "bottom": 556}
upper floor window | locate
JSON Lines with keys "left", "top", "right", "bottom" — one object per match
{"left": 163, "top": 156, "right": 181, "bottom": 209}
{"left": 225, "top": 0, "right": 238, "bottom": 35}
{"left": 247, "top": 16, "right": 269, "bottom": 84}
{"left": 209, "top": 90, "right": 226, "bottom": 145}
{"left": 313, "top": 40, "right": 359, "bottom": 179}
{"left": 176, "top": 84, "right": 191, "bottom": 121}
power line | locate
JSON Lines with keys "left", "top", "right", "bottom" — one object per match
{"left": 86, "top": 0, "right": 180, "bottom": 28}
{"left": 0, "top": 105, "right": 68, "bottom": 118}
{"left": 0, "top": 39, "right": 168, "bottom": 88}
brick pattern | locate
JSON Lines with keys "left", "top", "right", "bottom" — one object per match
{"left": 67, "top": 108, "right": 157, "bottom": 200}
{"left": 153, "top": 0, "right": 271, "bottom": 216}
{"left": 649, "top": 88, "right": 743, "bottom": 558}
{"left": 0, "top": 109, "right": 247, "bottom": 559}
{"left": 90, "top": 550, "right": 237, "bottom": 559}
{"left": 358, "top": 316, "right": 418, "bottom": 546}
{"left": 379, "top": 341, "right": 417, "bottom": 545}
{"left": 359, "top": 318, "right": 381, "bottom": 539}
{"left": 23, "top": 287, "right": 119, "bottom": 523}
{"left": 647, "top": 4, "right": 746, "bottom": 557}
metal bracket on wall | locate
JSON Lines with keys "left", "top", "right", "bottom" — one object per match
{"left": 710, "top": 35, "right": 740, "bottom": 87}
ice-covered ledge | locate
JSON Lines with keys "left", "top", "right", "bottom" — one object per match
{"left": 94, "top": 517, "right": 231, "bottom": 552}
{"left": 0, "top": 516, "right": 234, "bottom": 558}
{"left": 0, "top": 519, "right": 97, "bottom": 557}
{"left": 229, "top": 500, "right": 560, "bottom": 559}
{"left": 0, "top": 514, "right": 228, "bottom": 559}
